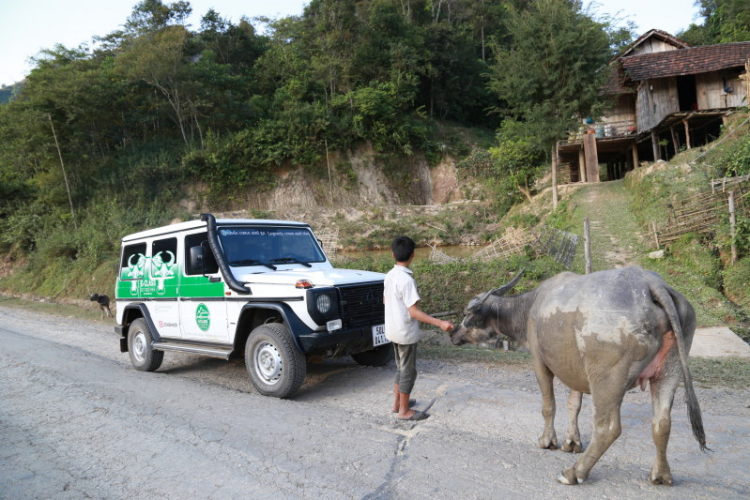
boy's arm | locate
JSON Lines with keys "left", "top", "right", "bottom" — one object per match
{"left": 408, "top": 302, "right": 454, "bottom": 332}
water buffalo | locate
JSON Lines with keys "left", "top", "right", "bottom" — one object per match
{"left": 451, "top": 266, "right": 707, "bottom": 485}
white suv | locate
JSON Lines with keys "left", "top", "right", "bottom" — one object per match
{"left": 115, "top": 213, "right": 390, "bottom": 398}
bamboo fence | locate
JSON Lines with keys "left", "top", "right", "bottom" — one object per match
{"left": 653, "top": 177, "right": 749, "bottom": 246}
{"left": 428, "top": 225, "right": 578, "bottom": 269}
{"left": 531, "top": 226, "right": 579, "bottom": 268}
{"left": 429, "top": 226, "right": 536, "bottom": 264}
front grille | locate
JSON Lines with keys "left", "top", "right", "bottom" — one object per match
{"left": 338, "top": 282, "right": 384, "bottom": 328}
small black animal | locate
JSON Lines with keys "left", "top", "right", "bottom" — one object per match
{"left": 90, "top": 293, "right": 113, "bottom": 318}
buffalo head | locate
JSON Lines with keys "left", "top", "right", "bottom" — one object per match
{"left": 450, "top": 269, "right": 525, "bottom": 346}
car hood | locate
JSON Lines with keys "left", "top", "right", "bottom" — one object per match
{"left": 235, "top": 267, "right": 385, "bottom": 287}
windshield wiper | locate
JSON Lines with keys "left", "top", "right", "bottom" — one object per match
{"left": 269, "top": 257, "right": 312, "bottom": 267}
{"left": 229, "top": 258, "right": 277, "bottom": 270}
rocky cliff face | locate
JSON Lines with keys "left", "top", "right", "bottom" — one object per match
{"left": 198, "top": 143, "right": 464, "bottom": 212}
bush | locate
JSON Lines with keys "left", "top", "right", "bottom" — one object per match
{"left": 669, "top": 234, "right": 722, "bottom": 289}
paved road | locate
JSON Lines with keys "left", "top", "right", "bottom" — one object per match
{"left": 1, "top": 305, "right": 749, "bottom": 499}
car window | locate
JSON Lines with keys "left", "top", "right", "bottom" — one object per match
{"left": 218, "top": 226, "right": 326, "bottom": 265}
{"left": 120, "top": 243, "right": 147, "bottom": 280}
{"left": 185, "top": 232, "right": 219, "bottom": 275}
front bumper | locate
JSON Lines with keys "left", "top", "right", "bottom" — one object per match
{"left": 297, "top": 325, "right": 386, "bottom": 356}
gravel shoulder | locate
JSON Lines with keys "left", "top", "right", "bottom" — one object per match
{"left": 2, "top": 305, "right": 750, "bottom": 499}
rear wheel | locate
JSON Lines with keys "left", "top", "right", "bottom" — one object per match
{"left": 245, "top": 323, "right": 306, "bottom": 398}
{"left": 127, "top": 318, "right": 164, "bottom": 371}
{"left": 352, "top": 343, "right": 393, "bottom": 367}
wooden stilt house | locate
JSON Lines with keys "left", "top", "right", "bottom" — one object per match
{"left": 557, "top": 30, "right": 750, "bottom": 183}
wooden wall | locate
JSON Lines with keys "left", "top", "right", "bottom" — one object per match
{"left": 696, "top": 70, "right": 747, "bottom": 109}
{"left": 600, "top": 94, "right": 636, "bottom": 125}
{"left": 636, "top": 78, "right": 679, "bottom": 132}
{"left": 630, "top": 38, "right": 682, "bottom": 56}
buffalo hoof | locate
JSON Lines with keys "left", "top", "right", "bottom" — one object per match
{"left": 561, "top": 439, "right": 583, "bottom": 453}
{"left": 557, "top": 468, "right": 585, "bottom": 485}
{"left": 537, "top": 436, "right": 558, "bottom": 450}
{"left": 649, "top": 469, "right": 673, "bottom": 486}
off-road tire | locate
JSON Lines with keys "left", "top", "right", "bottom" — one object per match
{"left": 352, "top": 343, "right": 393, "bottom": 367}
{"left": 127, "top": 318, "right": 164, "bottom": 372}
{"left": 245, "top": 323, "right": 306, "bottom": 398}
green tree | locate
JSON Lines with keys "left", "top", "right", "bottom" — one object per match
{"left": 487, "top": 0, "right": 612, "bottom": 153}
{"left": 120, "top": 26, "right": 194, "bottom": 145}
{"left": 125, "top": 0, "right": 192, "bottom": 34}
{"left": 489, "top": 120, "right": 546, "bottom": 207}
{"left": 681, "top": 0, "right": 750, "bottom": 44}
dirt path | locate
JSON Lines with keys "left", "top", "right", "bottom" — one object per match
{"left": 582, "top": 182, "right": 640, "bottom": 267}
{"left": 562, "top": 180, "right": 644, "bottom": 271}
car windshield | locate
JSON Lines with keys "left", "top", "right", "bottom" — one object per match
{"left": 218, "top": 226, "right": 326, "bottom": 267}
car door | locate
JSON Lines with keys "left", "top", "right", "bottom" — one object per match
{"left": 178, "top": 231, "right": 229, "bottom": 343}
{"left": 148, "top": 237, "right": 181, "bottom": 339}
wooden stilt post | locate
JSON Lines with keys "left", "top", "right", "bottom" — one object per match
{"left": 651, "top": 131, "right": 661, "bottom": 161}
{"left": 578, "top": 148, "right": 587, "bottom": 182}
{"left": 670, "top": 127, "right": 679, "bottom": 155}
{"left": 583, "top": 131, "right": 600, "bottom": 182}
{"left": 683, "top": 119, "right": 691, "bottom": 149}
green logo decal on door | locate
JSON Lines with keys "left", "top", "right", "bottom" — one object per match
{"left": 196, "top": 303, "right": 211, "bottom": 331}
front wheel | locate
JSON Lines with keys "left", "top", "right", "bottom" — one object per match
{"left": 127, "top": 318, "right": 164, "bottom": 372}
{"left": 245, "top": 323, "right": 306, "bottom": 398}
{"left": 352, "top": 343, "right": 393, "bottom": 367}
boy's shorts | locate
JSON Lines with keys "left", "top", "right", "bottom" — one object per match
{"left": 393, "top": 342, "right": 418, "bottom": 394}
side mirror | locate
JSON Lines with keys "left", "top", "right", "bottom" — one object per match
{"left": 189, "top": 245, "right": 206, "bottom": 274}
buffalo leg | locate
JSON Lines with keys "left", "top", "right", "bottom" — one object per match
{"left": 531, "top": 357, "right": 558, "bottom": 450}
{"left": 562, "top": 390, "right": 583, "bottom": 453}
{"left": 649, "top": 368, "right": 680, "bottom": 485}
{"left": 558, "top": 381, "right": 626, "bottom": 484}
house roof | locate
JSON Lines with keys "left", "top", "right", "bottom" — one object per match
{"left": 622, "top": 42, "right": 750, "bottom": 81}
{"left": 616, "top": 29, "right": 690, "bottom": 60}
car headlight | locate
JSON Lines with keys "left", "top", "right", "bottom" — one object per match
{"left": 316, "top": 293, "right": 332, "bottom": 314}
{"left": 307, "top": 288, "right": 340, "bottom": 325}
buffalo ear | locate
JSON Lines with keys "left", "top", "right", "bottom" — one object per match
{"left": 467, "top": 295, "right": 485, "bottom": 313}
{"left": 490, "top": 268, "right": 525, "bottom": 297}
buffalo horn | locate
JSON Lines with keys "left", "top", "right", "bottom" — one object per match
{"left": 489, "top": 268, "right": 525, "bottom": 297}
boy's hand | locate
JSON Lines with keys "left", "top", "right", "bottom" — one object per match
{"left": 439, "top": 320, "right": 455, "bottom": 332}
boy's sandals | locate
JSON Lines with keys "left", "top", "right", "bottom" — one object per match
{"left": 399, "top": 410, "right": 429, "bottom": 421}
{"left": 397, "top": 398, "right": 436, "bottom": 421}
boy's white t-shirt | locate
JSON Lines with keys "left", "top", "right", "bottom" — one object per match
{"left": 384, "top": 264, "right": 421, "bottom": 345}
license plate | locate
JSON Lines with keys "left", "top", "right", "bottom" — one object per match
{"left": 372, "top": 324, "right": 389, "bottom": 346}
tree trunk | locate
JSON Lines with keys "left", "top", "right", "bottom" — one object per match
{"left": 516, "top": 182, "right": 533, "bottom": 203}
{"left": 552, "top": 147, "right": 559, "bottom": 210}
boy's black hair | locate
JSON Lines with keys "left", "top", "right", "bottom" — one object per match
{"left": 392, "top": 236, "right": 416, "bottom": 262}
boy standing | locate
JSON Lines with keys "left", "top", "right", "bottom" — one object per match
{"left": 384, "top": 236, "right": 454, "bottom": 421}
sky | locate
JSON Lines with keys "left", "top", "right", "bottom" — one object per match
{"left": 0, "top": 0, "right": 702, "bottom": 88}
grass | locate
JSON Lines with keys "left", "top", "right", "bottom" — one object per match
{"left": 689, "top": 357, "right": 750, "bottom": 390}
{"left": 421, "top": 344, "right": 533, "bottom": 365}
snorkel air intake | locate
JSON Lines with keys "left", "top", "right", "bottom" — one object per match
{"left": 201, "top": 213, "right": 251, "bottom": 294}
